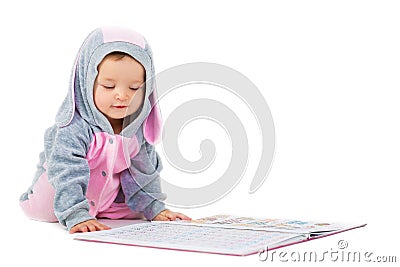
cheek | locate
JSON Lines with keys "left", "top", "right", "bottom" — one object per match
{"left": 93, "top": 88, "right": 109, "bottom": 110}
{"left": 130, "top": 90, "right": 145, "bottom": 106}
{"left": 93, "top": 88, "right": 101, "bottom": 107}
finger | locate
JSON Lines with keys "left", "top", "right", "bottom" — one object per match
{"left": 99, "top": 223, "right": 111, "bottom": 230}
{"left": 167, "top": 213, "right": 177, "bottom": 221}
{"left": 69, "top": 226, "right": 79, "bottom": 234}
{"left": 93, "top": 221, "right": 111, "bottom": 231}
{"left": 173, "top": 212, "right": 190, "bottom": 220}
{"left": 176, "top": 213, "right": 192, "bottom": 220}
{"left": 80, "top": 225, "right": 89, "bottom": 233}
{"left": 87, "top": 222, "right": 97, "bottom": 232}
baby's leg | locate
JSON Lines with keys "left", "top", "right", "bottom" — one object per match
{"left": 20, "top": 172, "right": 58, "bottom": 222}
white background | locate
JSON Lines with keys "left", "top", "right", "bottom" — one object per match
{"left": 1, "top": 0, "right": 399, "bottom": 266}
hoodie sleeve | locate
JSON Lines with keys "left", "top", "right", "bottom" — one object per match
{"left": 45, "top": 117, "right": 95, "bottom": 230}
{"left": 121, "top": 141, "right": 167, "bottom": 220}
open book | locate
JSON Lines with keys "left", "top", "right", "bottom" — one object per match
{"left": 75, "top": 214, "right": 366, "bottom": 256}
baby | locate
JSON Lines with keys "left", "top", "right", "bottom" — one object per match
{"left": 19, "top": 27, "right": 191, "bottom": 233}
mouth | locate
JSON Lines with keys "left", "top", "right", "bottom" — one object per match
{"left": 112, "top": 105, "right": 128, "bottom": 109}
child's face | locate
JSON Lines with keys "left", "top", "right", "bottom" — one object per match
{"left": 93, "top": 56, "right": 145, "bottom": 125}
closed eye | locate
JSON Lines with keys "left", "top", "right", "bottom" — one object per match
{"left": 101, "top": 84, "right": 115, "bottom": 89}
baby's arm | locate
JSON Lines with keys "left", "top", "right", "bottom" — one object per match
{"left": 45, "top": 120, "right": 95, "bottom": 231}
{"left": 121, "top": 141, "right": 168, "bottom": 220}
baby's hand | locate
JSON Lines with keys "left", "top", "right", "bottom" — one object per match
{"left": 69, "top": 219, "right": 111, "bottom": 234}
{"left": 153, "top": 209, "right": 191, "bottom": 221}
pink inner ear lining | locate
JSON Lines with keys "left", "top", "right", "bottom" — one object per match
{"left": 144, "top": 109, "right": 162, "bottom": 144}
{"left": 144, "top": 91, "right": 162, "bottom": 145}
{"left": 101, "top": 27, "right": 146, "bottom": 48}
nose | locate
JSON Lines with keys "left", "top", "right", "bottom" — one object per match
{"left": 115, "top": 87, "right": 129, "bottom": 101}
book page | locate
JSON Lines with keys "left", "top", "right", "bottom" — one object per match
{"left": 75, "top": 222, "right": 305, "bottom": 256}
{"left": 159, "top": 214, "right": 359, "bottom": 234}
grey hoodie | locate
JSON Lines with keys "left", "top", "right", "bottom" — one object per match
{"left": 20, "top": 27, "right": 166, "bottom": 230}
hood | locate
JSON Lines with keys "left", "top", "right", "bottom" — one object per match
{"left": 55, "top": 26, "right": 162, "bottom": 144}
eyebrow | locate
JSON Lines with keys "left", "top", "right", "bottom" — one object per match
{"left": 99, "top": 77, "right": 144, "bottom": 83}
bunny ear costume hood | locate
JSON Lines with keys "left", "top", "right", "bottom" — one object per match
{"left": 57, "top": 26, "right": 162, "bottom": 142}
{"left": 20, "top": 27, "right": 167, "bottom": 230}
